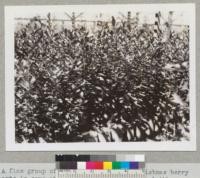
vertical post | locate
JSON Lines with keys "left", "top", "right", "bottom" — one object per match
{"left": 127, "top": 11, "right": 131, "bottom": 30}
{"left": 61, "top": 20, "right": 65, "bottom": 30}
{"left": 162, "top": 11, "right": 174, "bottom": 42}
{"left": 132, "top": 12, "right": 139, "bottom": 28}
{"left": 111, "top": 16, "right": 116, "bottom": 29}
{"left": 47, "top": 13, "right": 52, "bottom": 29}
{"left": 135, "top": 12, "right": 139, "bottom": 26}
{"left": 154, "top": 11, "right": 162, "bottom": 35}
{"left": 168, "top": 11, "right": 173, "bottom": 30}
{"left": 72, "top": 12, "right": 76, "bottom": 29}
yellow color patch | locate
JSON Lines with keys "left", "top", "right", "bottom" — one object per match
{"left": 103, "top": 162, "right": 112, "bottom": 170}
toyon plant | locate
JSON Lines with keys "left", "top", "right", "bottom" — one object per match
{"left": 15, "top": 15, "right": 189, "bottom": 143}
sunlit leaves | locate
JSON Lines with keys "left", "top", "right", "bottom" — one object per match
{"left": 15, "top": 16, "right": 189, "bottom": 143}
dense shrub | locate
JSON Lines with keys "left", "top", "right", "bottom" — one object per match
{"left": 15, "top": 17, "right": 189, "bottom": 143}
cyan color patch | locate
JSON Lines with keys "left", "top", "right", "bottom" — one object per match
{"left": 120, "top": 162, "right": 130, "bottom": 169}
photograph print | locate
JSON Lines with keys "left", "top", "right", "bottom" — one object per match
{"left": 5, "top": 4, "right": 196, "bottom": 151}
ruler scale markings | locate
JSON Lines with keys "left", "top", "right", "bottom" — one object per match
{"left": 56, "top": 170, "right": 145, "bottom": 178}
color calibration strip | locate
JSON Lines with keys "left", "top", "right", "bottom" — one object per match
{"left": 56, "top": 155, "right": 145, "bottom": 170}
{"left": 56, "top": 154, "right": 145, "bottom": 162}
{"left": 57, "top": 161, "right": 145, "bottom": 170}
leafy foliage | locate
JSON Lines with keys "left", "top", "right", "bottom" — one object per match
{"left": 15, "top": 17, "right": 189, "bottom": 143}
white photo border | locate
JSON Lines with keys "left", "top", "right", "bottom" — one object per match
{"left": 5, "top": 4, "right": 196, "bottom": 151}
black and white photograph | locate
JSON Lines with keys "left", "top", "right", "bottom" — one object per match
{"left": 5, "top": 4, "right": 196, "bottom": 151}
